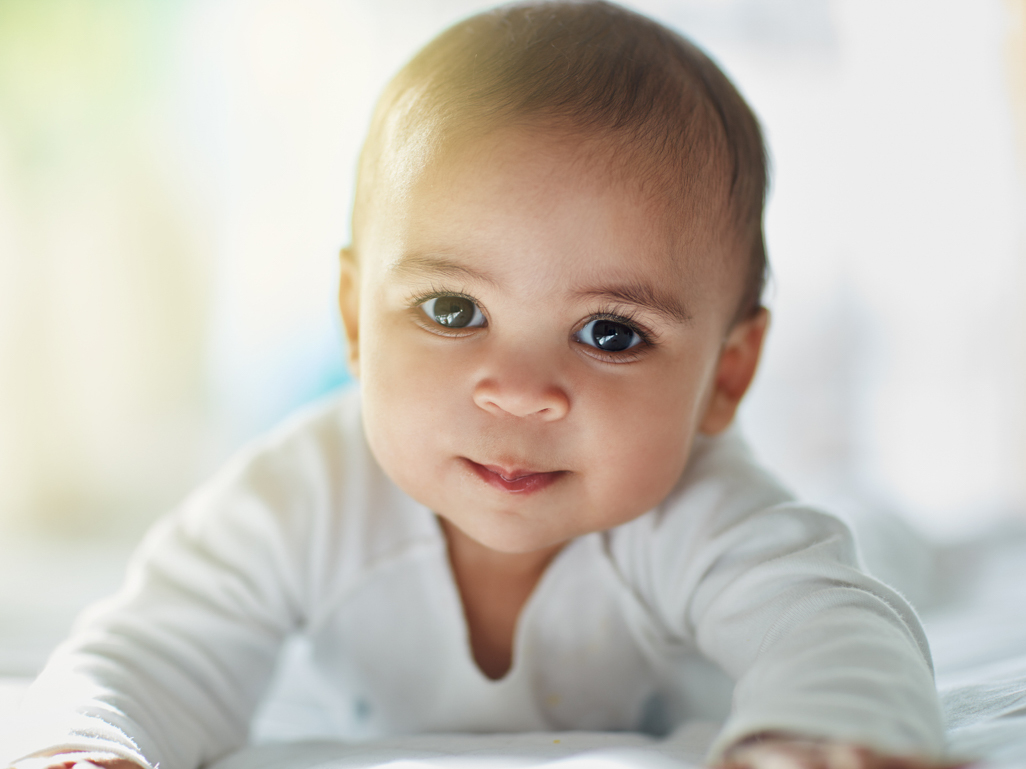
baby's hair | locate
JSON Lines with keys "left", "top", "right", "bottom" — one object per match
{"left": 352, "top": 0, "right": 769, "bottom": 322}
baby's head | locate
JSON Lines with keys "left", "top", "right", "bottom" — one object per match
{"left": 339, "top": 0, "right": 771, "bottom": 555}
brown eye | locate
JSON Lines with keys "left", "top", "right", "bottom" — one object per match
{"left": 420, "top": 296, "right": 485, "bottom": 329}
{"left": 576, "top": 318, "right": 640, "bottom": 352}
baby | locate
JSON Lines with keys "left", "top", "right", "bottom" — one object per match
{"left": 3, "top": 3, "right": 951, "bottom": 769}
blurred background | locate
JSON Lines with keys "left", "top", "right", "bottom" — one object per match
{"left": 0, "top": 0, "right": 1024, "bottom": 676}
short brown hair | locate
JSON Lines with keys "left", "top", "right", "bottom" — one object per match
{"left": 352, "top": 0, "right": 769, "bottom": 321}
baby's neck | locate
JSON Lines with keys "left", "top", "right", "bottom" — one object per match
{"left": 440, "top": 518, "right": 564, "bottom": 680}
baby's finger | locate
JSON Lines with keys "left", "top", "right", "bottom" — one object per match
{"left": 721, "top": 740, "right": 833, "bottom": 768}
{"left": 822, "top": 743, "right": 869, "bottom": 769}
{"left": 840, "top": 749, "right": 971, "bottom": 769}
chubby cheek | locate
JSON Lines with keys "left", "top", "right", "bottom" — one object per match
{"left": 357, "top": 313, "right": 465, "bottom": 496}
{"left": 579, "top": 355, "right": 711, "bottom": 519}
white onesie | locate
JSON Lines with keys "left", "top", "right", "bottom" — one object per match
{"left": 1, "top": 388, "right": 945, "bottom": 769}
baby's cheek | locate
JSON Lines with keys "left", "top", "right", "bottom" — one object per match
{"left": 614, "top": 401, "right": 693, "bottom": 478}
{"left": 582, "top": 416, "right": 691, "bottom": 528}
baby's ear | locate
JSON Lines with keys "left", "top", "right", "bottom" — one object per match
{"left": 699, "top": 308, "right": 769, "bottom": 435}
{"left": 338, "top": 247, "right": 361, "bottom": 379}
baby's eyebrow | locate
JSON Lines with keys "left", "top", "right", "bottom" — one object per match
{"left": 388, "top": 253, "right": 498, "bottom": 286}
{"left": 390, "top": 254, "right": 691, "bottom": 324}
{"left": 575, "top": 282, "right": 692, "bottom": 324}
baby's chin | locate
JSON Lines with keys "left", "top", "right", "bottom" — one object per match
{"left": 433, "top": 506, "right": 574, "bottom": 559}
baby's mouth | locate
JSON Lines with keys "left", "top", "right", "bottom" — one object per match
{"left": 463, "top": 459, "right": 565, "bottom": 494}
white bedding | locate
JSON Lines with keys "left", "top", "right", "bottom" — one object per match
{"left": 2, "top": 522, "right": 1024, "bottom": 769}
{"left": 208, "top": 727, "right": 716, "bottom": 769}
{"left": 923, "top": 527, "right": 1026, "bottom": 768}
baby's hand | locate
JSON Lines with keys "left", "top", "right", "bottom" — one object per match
{"left": 9, "top": 756, "right": 144, "bottom": 769}
{"left": 718, "top": 735, "right": 970, "bottom": 769}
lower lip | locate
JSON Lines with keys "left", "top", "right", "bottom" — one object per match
{"left": 464, "top": 459, "right": 565, "bottom": 494}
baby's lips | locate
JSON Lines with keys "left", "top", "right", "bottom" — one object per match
{"left": 480, "top": 463, "right": 546, "bottom": 481}
{"left": 464, "top": 458, "right": 566, "bottom": 494}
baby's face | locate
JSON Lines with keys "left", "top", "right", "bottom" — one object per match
{"left": 340, "top": 129, "right": 765, "bottom": 555}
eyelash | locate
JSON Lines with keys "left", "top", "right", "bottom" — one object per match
{"left": 407, "top": 287, "right": 478, "bottom": 307}
{"left": 405, "top": 289, "right": 657, "bottom": 360}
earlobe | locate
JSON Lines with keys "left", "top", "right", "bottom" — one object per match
{"left": 338, "top": 247, "right": 361, "bottom": 379}
{"left": 699, "top": 308, "right": 769, "bottom": 435}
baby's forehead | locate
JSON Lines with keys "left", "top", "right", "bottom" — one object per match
{"left": 450, "top": 126, "right": 733, "bottom": 248}
{"left": 370, "top": 126, "right": 743, "bottom": 316}
{"left": 404, "top": 123, "right": 731, "bottom": 228}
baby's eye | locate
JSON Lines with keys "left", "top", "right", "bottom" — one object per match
{"left": 575, "top": 318, "right": 642, "bottom": 352}
{"left": 419, "top": 296, "right": 486, "bottom": 329}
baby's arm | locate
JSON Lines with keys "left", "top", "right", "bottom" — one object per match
{"left": 1, "top": 444, "right": 314, "bottom": 769}
{"left": 678, "top": 505, "right": 946, "bottom": 762}
{"left": 635, "top": 433, "right": 947, "bottom": 765}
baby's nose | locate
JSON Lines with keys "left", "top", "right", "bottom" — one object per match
{"left": 472, "top": 374, "right": 570, "bottom": 421}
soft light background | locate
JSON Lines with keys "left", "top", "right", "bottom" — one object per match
{"left": 0, "top": 0, "right": 1024, "bottom": 675}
